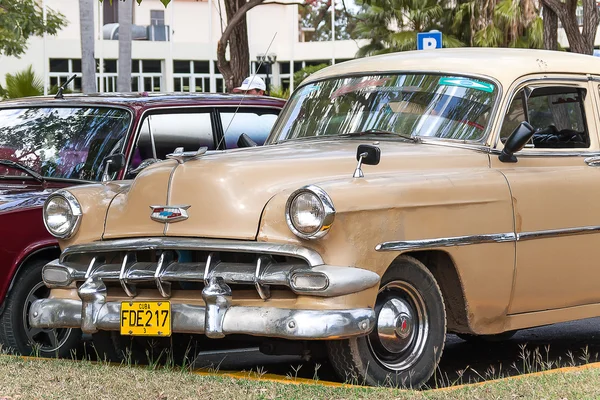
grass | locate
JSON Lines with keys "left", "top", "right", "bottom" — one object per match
{"left": 0, "top": 353, "right": 600, "bottom": 399}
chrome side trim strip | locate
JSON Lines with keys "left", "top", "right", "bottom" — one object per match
{"left": 376, "top": 225, "right": 600, "bottom": 252}
{"left": 517, "top": 225, "right": 600, "bottom": 241}
{"left": 375, "top": 233, "right": 516, "bottom": 252}
{"left": 60, "top": 237, "right": 325, "bottom": 267}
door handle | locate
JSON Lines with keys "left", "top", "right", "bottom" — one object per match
{"left": 585, "top": 156, "right": 600, "bottom": 167}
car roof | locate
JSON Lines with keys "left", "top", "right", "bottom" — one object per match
{"left": 304, "top": 48, "right": 600, "bottom": 88}
{"left": 0, "top": 92, "right": 286, "bottom": 109}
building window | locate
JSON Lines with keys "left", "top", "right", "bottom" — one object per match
{"left": 131, "top": 59, "right": 163, "bottom": 92}
{"left": 173, "top": 60, "right": 211, "bottom": 92}
{"left": 49, "top": 58, "right": 82, "bottom": 92}
{"left": 150, "top": 10, "right": 165, "bottom": 26}
{"left": 97, "top": 59, "right": 118, "bottom": 92}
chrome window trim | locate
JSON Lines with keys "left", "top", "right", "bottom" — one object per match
{"left": 376, "top": 225, "right": 600, "bottom": 251}
{"left": 42, "top": 190, "right": 83, "bottom": 239}
{"left": 491, "top": 75, "right": 594, "bottom": 152}
{"left": 268, "top": 70, "right": 503, "bottom": 147}
{"left": 285, "top": 185, "right": 336, "bottom": 240}
{"left": 60, "top": 237, "right": 325, "bottom": 267}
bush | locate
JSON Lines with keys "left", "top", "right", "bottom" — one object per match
{"left": 293, "top": 63, "right": 329, "bottom": 86}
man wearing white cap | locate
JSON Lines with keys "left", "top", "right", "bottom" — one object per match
{"left": 233, "top": 76, "right": 267, "bottom": 96}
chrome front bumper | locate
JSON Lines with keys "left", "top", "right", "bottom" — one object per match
{"left": 30, "top": 277, "right": 375, "bottom": 339}
{"left": 30, "top": 238, "right": 379, "bottom": 340}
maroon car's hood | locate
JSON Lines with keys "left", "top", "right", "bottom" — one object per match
{"left": 0, "top": 183, "right": 54, "bottom": 214}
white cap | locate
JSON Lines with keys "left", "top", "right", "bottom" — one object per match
{"left": 235, "top": 76, "right": 266, "bottom": 91}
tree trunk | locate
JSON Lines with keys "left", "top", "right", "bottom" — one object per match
{"left": 542, "top": 4, "right": 558, "bottom": 50}
{"left": 542, "top": 0, "right": 598, "bottom": 54}
{"left": 117, "top": 0, "right": 133, "bottom": 92}
{"left": 216, "top": 0, "right": 265, "bottom": 92}
{"left": 79, "top": 0, "right": 95, "bottom": 93}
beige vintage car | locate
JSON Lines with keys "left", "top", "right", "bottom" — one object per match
{"left": 30, "top": 48, "right": 600, "bottom": 387}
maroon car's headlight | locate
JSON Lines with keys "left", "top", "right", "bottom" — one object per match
{"left": 43, "top": 190, "right": 82, "bottom": 239}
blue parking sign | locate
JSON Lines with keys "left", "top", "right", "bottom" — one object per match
{"left": 417, "top": 31, "right": 443, "bottom": 50}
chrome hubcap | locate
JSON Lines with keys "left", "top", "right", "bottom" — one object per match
{"left": 367, "top": 281, "right": 428, "bottom": 371}
{"left": 377, "top": 298, "right": 415, "bottom": 353}
{"left": 22, "top": 281, "right": 72, "bottom": 354}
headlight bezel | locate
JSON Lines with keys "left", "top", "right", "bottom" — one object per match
{"left": 43, "top": 190, "right": 82, "bottom": 239}
{"left": 285, "top": 185, "right": 336, "bottom": 240}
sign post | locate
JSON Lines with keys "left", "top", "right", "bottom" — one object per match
{"left": 417, "top": 30, "right": 443, "bottom": 50}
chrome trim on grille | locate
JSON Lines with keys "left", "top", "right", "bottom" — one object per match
{"left": 376, "top": 225, "right": 600, "bottom": 252}
{"left": 60, "top": 238, "right": 325, "bottom": 267}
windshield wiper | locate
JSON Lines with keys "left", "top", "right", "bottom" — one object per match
{"left": 340, "top": 129, "right": 419, "bottom": 142}
{"left": 0, "top": 159, "right": 44, "bottom": 183}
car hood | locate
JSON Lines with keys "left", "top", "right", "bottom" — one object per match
{"left": 102, "top": 139, "right": 489, "bottom": 240}
{"left": 0, "top": 185, "right": 52, "bottom": 214}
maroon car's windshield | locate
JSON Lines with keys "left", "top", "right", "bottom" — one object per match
{"left": 0, "top": 106, "right": 131, "bottom": 181}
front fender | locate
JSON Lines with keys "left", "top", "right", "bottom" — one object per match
{"left": 257, "top": 168, "right": 515, "bottom": 332}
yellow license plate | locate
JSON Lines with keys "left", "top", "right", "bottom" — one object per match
{"left": 120, "top": 301, "right": 171, "bottom": 337}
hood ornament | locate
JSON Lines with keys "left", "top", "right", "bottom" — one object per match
{"left": 166, "top": 146, "right": 208, "bottom": 164}
{"left": 150, "top": 205, "right": 191, "bottom": 223}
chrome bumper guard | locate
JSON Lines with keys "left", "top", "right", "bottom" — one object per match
{"left": 30, "top": 277, "right": 375, "bottom": 339}
{"left": 30, "top": 238, "right": 379, "bottom": 340}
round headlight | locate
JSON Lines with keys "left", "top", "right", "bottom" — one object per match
{"left": 43, "top": 191, "right": 82, "bottom": 239}
{"left": 286, "top": 185, "right": 335, "bottom": 240}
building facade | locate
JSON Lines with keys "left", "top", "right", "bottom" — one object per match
{"left": 0, "top": 0, "right": 363, "bottom": 94}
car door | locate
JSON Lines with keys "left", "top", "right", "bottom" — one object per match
{"left": 215, "top": 107, "right": 281, "bottom": 149}
{"left": 490, "top": 76, "right": 600, "bottom": 314}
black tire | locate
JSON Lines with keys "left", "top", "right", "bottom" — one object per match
{"left": 327, "top": 256, "right": 446, "bottom": 388}
{"left": 92, "top": 331, "right": 201, "bottom": 366}
{"left": 0, "top": 259, "right": 81, "bottom": 358}
{"left": 456, "top": 330, "right": 517, "bottom": 343}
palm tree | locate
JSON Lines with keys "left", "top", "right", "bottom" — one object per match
{"left": 0, "top": 66, "right": 44, "bottom": 99}
{"left": 117, "top": 0, "right": 133, "bottom": 92}
{"left": 449, "top": 0, "right": 542, "bottom": 48}
{"left": 79, "top": 0, "right": 96, "bottom": 93}
{"left": 354, "top": 0, "right": 464, "bottom": 57}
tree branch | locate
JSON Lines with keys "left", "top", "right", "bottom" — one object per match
{"left": 218, "top": 0, "right": 265, "bottom": 50}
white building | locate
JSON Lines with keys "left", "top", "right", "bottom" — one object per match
{"left": 0, "top": 0, "right": 363, "bottom": 94}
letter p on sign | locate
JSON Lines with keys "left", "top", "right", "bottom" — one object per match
{"left": 417, "top": 31, "right": 443, "bottom": 50}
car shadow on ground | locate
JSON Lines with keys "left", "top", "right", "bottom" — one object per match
{"left": 72, "top": 317, "right": 600, "bottom": 388}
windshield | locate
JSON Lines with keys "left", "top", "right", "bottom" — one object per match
{"left": 0, "top": 107, "right": 131, "bottom": 181}
{"left": 268, "top": 74, "right": 497, "bottom": 143}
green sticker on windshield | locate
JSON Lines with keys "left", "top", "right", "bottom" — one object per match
{"left": 438, "top": 77, "right": 494, "bottom": 93}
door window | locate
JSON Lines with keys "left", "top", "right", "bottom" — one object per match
{"left": 130, "top": 111, "right": 215, "bottom": 169}
{"left": 219, "top": 108, "right": 280, "bottom": 149}
{"left": 500, "top": 86, "right": 589, "bottom": 149}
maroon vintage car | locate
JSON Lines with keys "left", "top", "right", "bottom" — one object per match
{"left": 0, "top": 93, "right": 285, "bottom": 357}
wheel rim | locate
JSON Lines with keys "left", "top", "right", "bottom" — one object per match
{"left": 367, "top": 281, "right": 429, "bottom": 371}
{"left": 22, "top": 281, "right": 72, "bottom": 354}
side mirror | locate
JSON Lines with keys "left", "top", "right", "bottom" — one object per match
{"left": 101, "top": 153, "right": 125, "bottom": 182}
{"left": 356, "top": 144, "right": 381, "bottom": 165}
{"left": 354, "top": 144, "right": 381, "bottom": 178}
{"left": 237, "top": 133, "right": 258, "bottom": 148}
{"left": 499, "top": 121, "right": 535, "bottom": 163}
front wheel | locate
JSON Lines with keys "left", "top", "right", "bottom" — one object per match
{"left": 327, "top": 256, "right": 446, "bottom": 388}
{"left": 0, "top": 260, "right": 81, "bottom": 358}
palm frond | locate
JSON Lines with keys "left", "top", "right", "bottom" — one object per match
{"left": 4, "top": 65, "right": 43, "bottom": 99}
